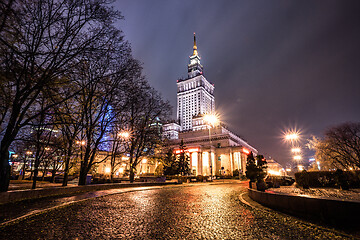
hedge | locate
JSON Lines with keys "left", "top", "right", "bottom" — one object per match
{"left": 295, "top": 170, "right": 360, "bottom": 189}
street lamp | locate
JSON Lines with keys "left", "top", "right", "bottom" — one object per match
{"left": 76, "top": 140, "right": 86, "bottom": 169}
{"left": 291, "top": 148, "right": 301, "bottom": 153}
{"left": 203, "top": 114, "right": 219, "bottom": 128}
{"left": 203, "top": 113, "right": 219, "bottom": 181}
{"left": 22, "top": 151, "right": 32, "bottom": 179}
{"left": 285, "top": 132, "right": 300, "bottom": 142}
{"left": 118, "top": 131, "right": 130, "bottom": 140}
{"left": 76, "top": 140, "right": 86, "bottom": 146}
{"left": 284, "top": 129, "right": 303, "bottom": 170}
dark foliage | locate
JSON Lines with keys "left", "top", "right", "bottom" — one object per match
{"left": 295, "top": 170, "right": 360, "bottom": 189}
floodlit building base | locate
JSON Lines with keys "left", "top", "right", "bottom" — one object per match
{"left": 168, "top": 126, "right": 257, "bottom": 177}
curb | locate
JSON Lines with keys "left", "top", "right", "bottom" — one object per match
{"left": 248, "top": 188, "right": 360, "bottom": 226}
{"left": 239, "top": 190, "right": 358, "bottom": 240}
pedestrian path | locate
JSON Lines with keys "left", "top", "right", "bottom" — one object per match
{"left": 1, "top": 179, "right": 240, "bottom": 227}
{"left": 0, "top": 186, "right": 163, "bottom": 226}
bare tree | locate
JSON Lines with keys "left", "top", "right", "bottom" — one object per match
{"left": 0, "top": 0, "right": 15, "bottom": 33}
{"left": 28, "top": 99, "right": 57, "bottom": 189}
{"left": 309, "top": 122, "right": 360, "bottom": 170}
{"left": 0, "top": 0, "right": 122, "bottom": 191}
{"left": 122, "top": 79, "right": 172, "bottom": 182}
{"left": 75, "top": 32, "right": 142, "bottom": 185}
{"left": 108, "top": 117, "right": 128, "bottom": 182}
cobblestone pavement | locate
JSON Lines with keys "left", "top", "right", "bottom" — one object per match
{"left": 0, "top": 182, "right": 356, "bottom": 239}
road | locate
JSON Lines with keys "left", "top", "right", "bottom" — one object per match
{"left": 0, "top": 181, "right": 354, "bottom": 239}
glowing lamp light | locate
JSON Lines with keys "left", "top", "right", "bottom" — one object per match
{"left": 142, "top": 158, "right": 147, "bottom": 164}
{"left": 119, "top": 168, "right": 124, "bottom": 174}
{"left": 294, "top": 155, "right": 302, "bottom": 161}
{"left": 174, "top": 148, "right": 199, "bottom": 154}
{"left": 105, "top": 167, "right": 111, "bottom": 173}
{"left": 286, "top": 168, "right": 292, "bottom": 172}
{"left": 285, "top": 133, "right": 299, "bottom": 141}
{"left": 203, "top": 114, "right": 219, "bottom": 127}
{"left": 76, "top": 140, "right": 86, "bottom": 145}
{"left": 283, "top": 129, "right": 301, "bottom": 142}
{"left": 291, "top": 148, "right": 301, "bottom": 153}
{"left": 187, "top": 148, "right": 199, "bottom": 153}
{"left": 298, "top": 165, "right": 304, "bottom": 171}
{"left": 26, "top": 151, "right": 32, "bottom": 155}
{"left": 119, "top": 131, "right": 130, "bottom": 139}
{"left": 12, "top": 154, "right": 18, "bottom": 158}
{"left": 268, "top": 170, "right": 281, "bottom": 176}
{"left": 242, "top": 148, "right": 250, "bottom": 155}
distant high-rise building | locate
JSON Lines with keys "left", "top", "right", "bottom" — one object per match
{"left": 176, "top": 33, "right": 215, "bottom": 131}
{"left": 163, "top": 34, "right": 257, "bottom": 177}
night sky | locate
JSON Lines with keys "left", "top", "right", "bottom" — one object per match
{"left": 114, "top": 1, "right": 360, "bottom": 166}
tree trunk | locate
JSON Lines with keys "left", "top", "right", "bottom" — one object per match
{"left": 62, "top": 158, "right": 69, "bottom": 186}
{"left": 22, "top": 158, "right": 27, "bottom": 179}
{"left": 50, "top": 169, "right": 56, "bottom": 183}
{"left": 32, "top": 151, "right": 41, "bottom": 189}
{"left": 32, "top": 167, "right": 38, "bottom": 189}
{"left": 32, "top": 158, "right": 41, "bottom": 189}
{"left": 29, "top": 160, "right": 34, "bottom": 180}
{"left": 110, "top": 171, "right": 114, "bottom": 182}
{"left": 129, "top": 167, "right": 135, "bottom": 183}
{"left": 78, "top": 168, "right": 87, "bottom": 185}
{"left": 41, "top": 164, "right": 47, "bottom": 181}
{"left": 62, "top": 147, "right": 73, "bottom": 187}
{"left": 0, "top": 147, "right": 10, "bottom": 192}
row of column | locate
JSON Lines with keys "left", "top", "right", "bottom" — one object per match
{"left": 190, "top": 149, "right": 246, "bottom": 176}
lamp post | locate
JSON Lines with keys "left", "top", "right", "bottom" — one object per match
{"left": 284, "top": 130, "right": 303, "bottom": 171}
{"left": 23, "top": 151, "right": 32, "bottom": 180}
{"left": 118, "top": 130, "right": 131, "bottom": 177}
{"left": 203, "top": 114, "right": 219, "bottom": 180}
{"left": 76, "top": 140, "right": 86, "bottom": 170}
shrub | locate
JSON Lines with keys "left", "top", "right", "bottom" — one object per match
{"left": 295, "top": 170, "right": 360, "bottom": 188}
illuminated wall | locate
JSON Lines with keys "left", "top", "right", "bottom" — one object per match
{"left": 191, "top": 152, "right": 198, "bottom": 175}
{"left": 202, "top": 152, "right": 209, "bottom": 176}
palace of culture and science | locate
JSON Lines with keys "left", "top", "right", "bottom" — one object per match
{"left": 163, "top": 34, "right": 257, "bottom": 177}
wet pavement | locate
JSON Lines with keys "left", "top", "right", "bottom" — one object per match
{"left": 0, "top": 181, "right": 356, "bottom": 239}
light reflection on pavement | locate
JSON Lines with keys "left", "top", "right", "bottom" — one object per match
{"left": 0, "top": 181, "right": 355, "bottom": 239}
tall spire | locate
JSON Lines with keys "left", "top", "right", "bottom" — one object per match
{"left": 188, "top": 33, "right": 203, "bottom": 78}
{"left": 192, "top": 32, "right": 198, "bottom": 56}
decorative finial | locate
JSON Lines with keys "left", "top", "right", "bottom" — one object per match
{"left": 193, "top": 32, "right": 198, "bottom": 56}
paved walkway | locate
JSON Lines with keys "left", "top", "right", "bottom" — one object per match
{"left": 0, "top": 180, "right": 237, "bottom": 226}
{"left": 1, "top": 181, "right": 357, "bottom": 239}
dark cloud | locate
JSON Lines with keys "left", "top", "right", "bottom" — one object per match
{"left": 114, "top": 0, "right": 360, "bottom": 166}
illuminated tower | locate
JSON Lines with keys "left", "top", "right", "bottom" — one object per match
{"left": 176, "top": 33, "right": 215, "bottom": 131}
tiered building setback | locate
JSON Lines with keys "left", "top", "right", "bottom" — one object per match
{"left": 176, "top": 34, "right": 215, "bottom": 131}
{"left": 164, "top": 34, "right": 258, "bottom": 177}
